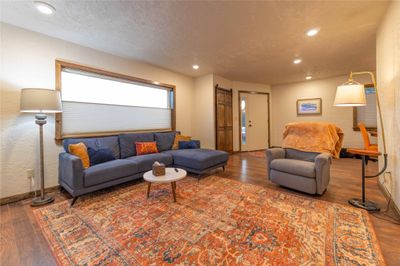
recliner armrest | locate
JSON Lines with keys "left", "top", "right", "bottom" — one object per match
{"left": 266, "top": 148, "right": 285, "bottom": 161}
{"left": 314, "top": 153, "right": 332, "bottom": 194}
{"left": 266, "top": 148, "right": 286, "bottom": 178}
{"left": 314, "top": 153, "right": 332, "bottom": 165}
{"left": 59, "top": 152, "right": 84, "bottom": 191}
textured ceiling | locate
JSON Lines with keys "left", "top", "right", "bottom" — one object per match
{"left": 0, "top": 1, "right": 389, "bottom": 85}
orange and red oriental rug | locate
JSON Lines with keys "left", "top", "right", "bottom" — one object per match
{"left": 34, "top": 176, "right": 385, "bottom": 265}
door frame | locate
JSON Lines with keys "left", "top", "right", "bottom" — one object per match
{"left": 214, "top": 84, "right": 233, "bottom": 151}
{"left": 238, "top": 91, "right": 271, "bottom": 152}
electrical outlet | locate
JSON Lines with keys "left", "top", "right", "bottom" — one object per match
{"left": 26, "top": 169, "right": 34, "bottom": 179}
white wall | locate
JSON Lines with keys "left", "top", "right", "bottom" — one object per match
{"left": 192, "top": 75, "right": 271, "bottom": 151}
{"left": 270, "top": 75, "right": 372, "bottom": 148}
{"left": 192, "top": 74, "right": 214, "bottom": 149}
{"left": 376, "top": 1, "right": 400, "bottom": 209}
{"left": 0, "top": 23, "right": 194, "bottom": 198}
{"left": 213, "top": 75, "right": 272, "bottom": 151}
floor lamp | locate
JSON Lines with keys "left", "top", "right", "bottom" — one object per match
{"left": 334, "top": 71, "right": 388, "bottom": 211}
{"left": 20, "top": 88, "right": 62, "bottom": 206}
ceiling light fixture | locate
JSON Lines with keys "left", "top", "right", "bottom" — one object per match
{"left": 306, "top": 28, "right": 320, "bottom": 37}
{"left": 34, "top": 1, "right": 56, "bottom": 15}
{"left": 293, "top": 59, "right": 302, "bottom": 64}
{"left": 305, "top": 75, "right": 312, "bottom": 80}
{"left": 192, "top": 65, "right": 199, "bottom": 70}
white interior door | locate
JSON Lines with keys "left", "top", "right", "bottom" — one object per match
{"left": 240, "top": 92, "right": 269, "bottom": 151}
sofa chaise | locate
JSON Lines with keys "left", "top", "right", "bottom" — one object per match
{"left": 59, "top": 131, "right": 228, "bottom": 205}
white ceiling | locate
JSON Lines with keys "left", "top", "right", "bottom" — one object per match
{"left": 0, "top": 1, "right": 389, "bottom": 85}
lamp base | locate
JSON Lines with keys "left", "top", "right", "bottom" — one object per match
{"left": 31, "top": 195, "right": 54, "bottom": 207}
{"left": 349, "top": 198, "right": 380, "bottom": 212}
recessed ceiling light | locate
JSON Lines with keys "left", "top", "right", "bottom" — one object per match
{"left": 306, "top": 28, "right": 320, "bottom": 37}
{"left": 305, "top": 75, "right": 312, "bottom": 80}
{"left": 153, "top": 81, "right": 160, "bottom": 85}
{"left": 34, "top": 1, "right": 56, "bottom": 15}
{"left": 192, "top": 65, "right": 199, "bottom": 70}
{"left": 293, "top": 59, "right": 302, "bottom": 64}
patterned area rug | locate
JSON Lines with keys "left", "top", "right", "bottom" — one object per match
{"left": 34, "top": 176, "right": 385, "bottom": 265}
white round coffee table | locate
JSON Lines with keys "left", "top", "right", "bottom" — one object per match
{"left": 143, "top": 168, "right": 187, "bottom": 202}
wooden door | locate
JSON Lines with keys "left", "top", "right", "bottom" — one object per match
{"left": 215, "top": 85, "right": 233, "bottom": 153}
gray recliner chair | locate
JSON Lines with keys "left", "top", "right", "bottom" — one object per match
{"left": 266, "top": 148, "right": 332, "bottom": 195}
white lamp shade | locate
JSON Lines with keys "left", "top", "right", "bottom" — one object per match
{"left": 334, "top": 84, "right": 366, "bottom": 106}
{"left": 20, "top": 88, "right": 62, "bottom": 113}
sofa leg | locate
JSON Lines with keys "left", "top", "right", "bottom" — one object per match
{"left": 70, "top": 197, "right": 78, "bottom": 207}
{"left": 222, "top": 165, "right": 225, "bottom": 171}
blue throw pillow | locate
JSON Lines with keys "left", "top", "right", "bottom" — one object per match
{"left": 87, "top": 147, "right": 115, "bottom": 166}
{"left": 178, "top": 140, "right": 200, "bottom": 149}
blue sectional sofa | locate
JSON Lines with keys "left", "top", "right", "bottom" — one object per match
{"left": 59, "top": 131, "right": 228, "bottom": 205}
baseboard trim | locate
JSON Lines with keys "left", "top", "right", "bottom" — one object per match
{"left": 0, "top": 185, "right": 60, "bottom": 205}
{"left": 377, "top": 180, "right": 400, "bottom": 217}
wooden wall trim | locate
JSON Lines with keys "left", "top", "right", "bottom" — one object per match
{"left": 54, "top": 59, "right": 176, "bottom": 143}
{"left": 0, "top": 185, "right": 60, "bottom": 205}
{"left": 378, "top": 180, "right": 400, "bottom": 217}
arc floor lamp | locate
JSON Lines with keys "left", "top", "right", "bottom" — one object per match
{"left": 20, "top": 88, "right": 62, "bottom": 206}
{"left": 334, "top": 71, "right": 388, "bottom": 211}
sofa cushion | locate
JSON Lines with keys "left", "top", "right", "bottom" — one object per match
{"left": 64, "top": 136, "right": 120, "bottom": 159}
{"left": 135, "top": 141, "right": 159, "bottom": 155}
{"left": 87, "top": 147, "right": 115, "bottom": 166}
{"left": 154, "top": 132, "right": 177, "bottom": 152}
{"left": 163, "top": 149, "right": 228, "bottom": 170}
{"left": 119, "top": 133, "right": 154, "bottom": 158}
{"left": 270, "top": 159, "right": 315, "bottom": 178}
{"left": 84, "top": 159, "right": 138, "bottom": 187}
{"left": 68, "top": 142, "right": 90, "bottom": 169}
{"left": 178, "top": 140, "right": 200, "bottom": 149}
{"left": 125, "top": 153, "right": 173, "bottom": 172}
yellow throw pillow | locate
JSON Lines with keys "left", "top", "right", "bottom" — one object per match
{"left": 68, "top": 142, "right": 90, "bottom": 169}
{"left": 172, "top": 134, "right": 191, "bottom": 150}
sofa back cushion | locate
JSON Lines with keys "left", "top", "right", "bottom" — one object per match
{"left": 119, "top": 132, "right": 154, "bottom": 158}
{"left": 64, "top": 136, "right": 120, "bottom": 159}
{"left": 87, "top": 147, "right": 115, "bottom": 166}
{"left": 154, "top": 132, "right": 177, "bottom": 152}
{"left": 285, "top": 148, "right": 319, "bottom": 162}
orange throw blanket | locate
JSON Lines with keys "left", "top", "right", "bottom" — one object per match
{"left": 282, "top": 122, "right": 344, "bottom": 159}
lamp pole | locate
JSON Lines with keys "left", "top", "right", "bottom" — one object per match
{"left": 348, "top": 71, "right": 387, "bottom": 154}
{"left": 342, "top": 71, "right": 388, "bottom": 211}
{"left": 31, "top": 113, "right": 54, "bottom": 206}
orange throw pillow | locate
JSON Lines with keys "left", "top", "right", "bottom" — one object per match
{"left": 172, "top": 135, "right": 191, "bottom": 150}
{"left": 135, "top": 142, "right": 158, "bottom": 155}
{"left": 68, "top": 142, "right": 90, "bottom": 169}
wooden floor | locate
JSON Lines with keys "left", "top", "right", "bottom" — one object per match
{"left": 1, "top": 153, "right": 399, "bottom": 265}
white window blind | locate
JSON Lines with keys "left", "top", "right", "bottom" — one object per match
{"left": 357, "top": 87, "right": 377, "bottom": 128}
{"left": 60, "top": 68, "right": 173, "bottom": 135}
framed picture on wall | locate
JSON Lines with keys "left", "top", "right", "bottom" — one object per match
{"left": 296, "top": 98, "right": 322, "bottom": 115}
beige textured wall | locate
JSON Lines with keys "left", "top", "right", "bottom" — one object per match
{"left": 192, "top": 74, "right": 214, "bottom": 149}
{"left": 270, "top": 75, "right": 373, "bottom": 148}
{"left": 212, "top": 75, "right": 272, "bottom": 151}
{"left": 376, "top": 1, "right": 400, "bottom": 208}
{"left": 0, "top": 23, "right": 194, "bottom": 198}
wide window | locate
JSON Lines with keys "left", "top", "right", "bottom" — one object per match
{"left": 55, "top": 60, "right": 175, "bottom": 140}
